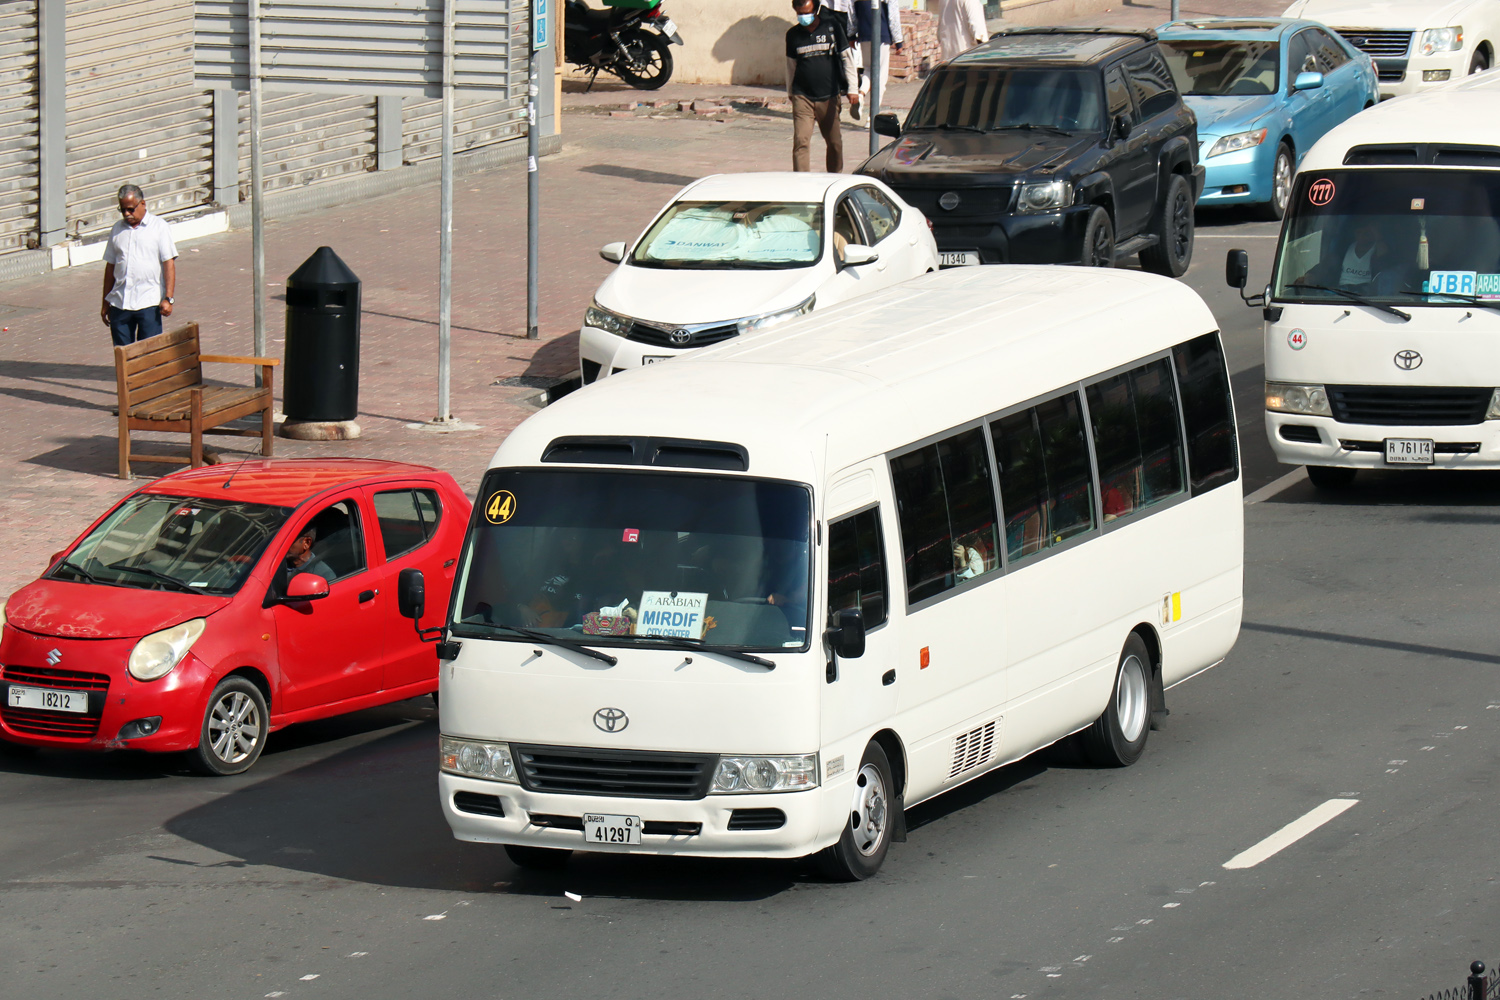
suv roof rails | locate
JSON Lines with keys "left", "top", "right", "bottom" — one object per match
{"left": 990, "top": 25, "right": 1158, "bottom": 41}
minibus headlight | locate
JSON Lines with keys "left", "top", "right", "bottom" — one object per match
{"left": 1487, "top": 389, "right": 1500, "bottom": 419}
{"left": 1207, "top": 128, "right": 1268, "bottom": 158}
{"left": 127, "top": 618, "right": 206, "bottom": 681}
{"left": 737, "top": 295, "right": 815, "bottom": 336}
{"left": 440, "top": 737, "right": 518, "bottom": 783}
{"left": 1015, "top": 179, "right": 1074, "bottom": 213}
{"left": 1419, "top": 26, "right": 1463, "bottom": 56}
{"left": 711, "top": 754, "right": 818, "bottom": 793}
{"left": 584, "top": 303, "right": 632, "bottom": 337}
{"left": 1265, "top": 381, "right": 1331, "bottom": 417}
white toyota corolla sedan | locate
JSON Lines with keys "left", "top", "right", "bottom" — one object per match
{"left": 578, "top": 172, "right": 939, "bottom": 382}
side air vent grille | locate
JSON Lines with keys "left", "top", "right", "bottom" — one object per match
{"left": 453, "top": 792, "right": 505, "bottom": 817}
{"left": 949, "top": 720, "right": 998, "bottom": 779}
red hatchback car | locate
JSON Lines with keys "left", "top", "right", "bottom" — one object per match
{"left": 0, "top": 459, "right": 470, "bottom": 774}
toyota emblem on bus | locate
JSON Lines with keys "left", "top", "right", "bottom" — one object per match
{"left": 594, "top": 707, "right": 629, "bottom": 733}
{"left": 1394, "top": 350, "right": 1422, "bottom": 370}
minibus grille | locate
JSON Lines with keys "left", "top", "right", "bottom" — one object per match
{"left": 1332, "top": 29, "right": 1411, "bottom": 59}
{"left": 1327, "top": 385, "right": 1492, "bottom": 426}
{"left": 0, "top": 665, "right": 109, "bottom": 739}
{"left": 514, "top": 745, "right": 718, "bottom": 799}
{"left": 626, "top": 321, "right": 739, "bottom": 349}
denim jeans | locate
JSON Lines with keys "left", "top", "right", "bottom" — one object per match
{"left": 108, "top": 305, "right": 163, "bottom": 347}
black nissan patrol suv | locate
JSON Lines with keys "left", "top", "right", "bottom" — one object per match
{"left": 858, "top": 28, "right": 1204, "bottom": 276}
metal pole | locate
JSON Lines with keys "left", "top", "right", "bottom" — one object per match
{"left": 867, "top": 2, "right": 883, "bottom": 156}
{"left": 526, "top": 25, "right": 540, "bottom": 340}
{"left": 1170, "top": 0, "right": 1180, "bottom": 20}
{"left": 437, "top": 0, "right": 455, "bottom": 421}
{"left": 249, "top": 0, "right": 267, "bottom": 384}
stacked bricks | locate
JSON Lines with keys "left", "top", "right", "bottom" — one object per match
{"left": 887, "top": 9, "right": 942, "bottom": 82}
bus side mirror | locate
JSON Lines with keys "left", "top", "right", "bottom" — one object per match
{"left": 398, "top": 568, "right": 426, "bottom": 621}
{"left": 1225, "top": 248, "right": 1249, "bottom": 289}
{"left": 826, "top": 608, "right": 866, "bottom": 659}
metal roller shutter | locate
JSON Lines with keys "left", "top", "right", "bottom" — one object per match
{"left": 65, "top": 0, "right": 213, "bottom": 240}
{"left": 234, "top": 91, "right": 377, "bottom": 198}
{"left": 0, "top": 1, "right": 38, "bottom": 255}
{"left": 403, "top": 0, "right": 528, "bottom": 163}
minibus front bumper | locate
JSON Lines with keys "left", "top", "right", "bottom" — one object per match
{"left": 439, "top": 772, "right": 848, "bottom": 859}
{"left": 1267, "top": 411, "right": 1500, "bottom": 469}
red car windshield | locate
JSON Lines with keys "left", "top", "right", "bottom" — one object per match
{"left": 50, "top": 494, "right": 293, "bottom": 595}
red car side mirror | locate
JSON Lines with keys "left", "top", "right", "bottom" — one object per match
{"left": 286, "top": 572, "right": 330, "bottom": 601}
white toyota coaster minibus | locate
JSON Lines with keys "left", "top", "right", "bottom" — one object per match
{"left": 410, "top": 265, "right": 1244, "bottom": 880}
{"left": 1227, "top": 72, "right": 1500, "bottom": 488}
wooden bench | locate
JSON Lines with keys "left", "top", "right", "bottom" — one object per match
{"left": 114, "top": 323, "right": 278, "bottom": 479}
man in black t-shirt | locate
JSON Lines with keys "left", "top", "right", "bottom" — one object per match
{"left": 785, "top": 0, "right": 859, "bottom": 172}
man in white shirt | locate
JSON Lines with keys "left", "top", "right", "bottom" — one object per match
{"left": 99, "top": 184, "right": 178, "bottom": 346}
{"left": 937, "top": 0, "right": 987, "bottom": 64}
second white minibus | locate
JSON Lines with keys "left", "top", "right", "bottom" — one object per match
{"left": 1228, "top": 72, "right": 1500, "bottom": 488}
{"left": 413, "top": 265, "right": 1244, "bottom": 879}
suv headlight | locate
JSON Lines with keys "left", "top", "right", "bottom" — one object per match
{"left": 736, "top": 295, "right": 815, "bottom": 336}
{"left": 711, "top": 754, "right": 818, "bottom": 793}
{"left": 584, "top": 303, "right": 632, "bottom": 337}
{"left": 1207, "top": 128, "right": 1268, "bottom": 158}
{"left": 127, "top": 618, "right": 206, "bottom": 681}
{"left": 1266, "top": 381, "right": 1331, "bottom": 416}
{"left": 440, "top": 737, "right": 518, "bottom": 783}
{"left": 1419, "top": 26, "right": 1463, "bottom": 56}
{"left": 1015, "top": 179, "right": 1074, "bottom": 213}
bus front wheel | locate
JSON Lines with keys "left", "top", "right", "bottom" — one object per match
{"left": 505, "top": 844, "right": 572, "bottom": 870}
{"left": 817, "top": 741, "right": 896, "bottom": 881}
{"left": 1081, "top": 633, "right": 1152, "bottom": 768}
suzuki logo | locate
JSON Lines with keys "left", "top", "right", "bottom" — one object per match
{"left": 1394, "top": 349, "right": 1423, "bottom": 370}
{"left": 669, "top": 328, "right": 692, "bottom": 346}
{"left": 594, "top": 707, "right": 629, "bottom": 733}
{"left": 45, "top": 648, "right": 61, "bottom": 666}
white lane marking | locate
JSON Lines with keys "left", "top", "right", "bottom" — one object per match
{"left": 1223, "top": 798, "right": 1359, "bottom": 869}
{"left": 423, "top": 912, "right": 447, "bottom": 921}
{"left": 1162, "top": 902, "right": 1180, "bottom": 908}
{"left": 1245, "top": 467, "right": 1308, "bottom": 505}
{"left": 300, "top": 974, "right": 320, "bottom": 981}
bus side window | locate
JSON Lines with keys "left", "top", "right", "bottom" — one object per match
{"left": 1087, "top": 358, "right": 1186, "bottom": 522}
{"left": 993, "top": 391, "right": 1097, "bottom": 563}
{"left": 1172, "top": 333, "right": 1240, "bottom": 495}
{"left": 890, "top": 427, "right": 1000, "bottom": 605}
{"left": 827, "top": 507, "right": 888, "bottom": 628}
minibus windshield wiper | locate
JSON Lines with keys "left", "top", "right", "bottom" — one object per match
{"left": 627, "top": 634, "right": 775, "bottom": 669}
{"left": 483, "top": 624, "right": 618, "bottom": 666}
{"left": 1399, "top": 287, "right": 1500, "bottom": 311}
{"left": 1285, "top": 283, "right": 1411, "bottom": 321}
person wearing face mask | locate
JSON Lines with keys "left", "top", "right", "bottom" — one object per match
{"left": 785, "top": 0, "right": 859, "bottom": 172}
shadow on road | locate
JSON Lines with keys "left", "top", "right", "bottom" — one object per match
{"left": 1268, "top": 470, "right": 1500, "bottom": 507}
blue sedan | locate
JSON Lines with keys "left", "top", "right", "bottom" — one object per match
{"left": 1159, "top": 17, "right": 1379, "bottom": 219}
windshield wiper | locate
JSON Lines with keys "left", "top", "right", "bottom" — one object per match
{"left": 1286, "top": 283, "right": 1411, "bottom": 321}
{"left": 469, "top": 623, "right": 618, "bottom": 666}
{"left": 55, "top": 559, "right": 102, "bottom": 584}
{"left": 991, "top": 123, "right": 1074, "bottom": 136}
{"left": 108, "top": 564, "right": 200, "bottom": 594}
{"left": 909, "top": 123, "right": 985, "bottom": 133}
{"left": 627, "top": 634, "right": 776, "bottom": 669}
{"left": 1399, "top": 287, "right": 1500, "bottom": 311}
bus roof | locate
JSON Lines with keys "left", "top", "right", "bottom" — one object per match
{"left": 492, "top": 266, "right": 1217, "bottom": 491}
{"left": 1301, "top": 72, "right": 1500, "bottom": 173}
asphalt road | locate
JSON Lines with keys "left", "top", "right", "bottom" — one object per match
{"left": 4, "top": 113, "right": 1499, "bottom": 1000}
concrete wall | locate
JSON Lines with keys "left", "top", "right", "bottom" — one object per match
{"left": 668, "top": 0, "right": 795, "bottom": 86}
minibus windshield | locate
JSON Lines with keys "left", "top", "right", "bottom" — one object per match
{"left": 49, "top": 494, "right": 292, "bottom": 594}
{"left": 453, "top": 469, "right": 812, "bottom": 653}
{"left": 1273, "top": 169, "right": 1500, "bottom": 306}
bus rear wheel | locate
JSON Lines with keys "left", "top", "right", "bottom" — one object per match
{"left": 505, "top": 844, "right": 572, "bottom": 870}
{"left": 817, "top": 741, "right": 895, "bottom": 881}
{"left": 1081, "top": 633, "right": 1152, "bottom": 768}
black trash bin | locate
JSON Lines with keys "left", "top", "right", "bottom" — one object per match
{"left": 283, "top": 247, "right": 361, "bottom": 424}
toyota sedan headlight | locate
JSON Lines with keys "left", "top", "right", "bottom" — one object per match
{"left": 736, "top": 295, "right": 815, "bottom": 336}
{"left": 1207, "top": 128, "right": 1268, "bottom": 158}
{"left": 711, "top": 754, "right": 818, "bottom": 793}
{"left": 1419, "top": 26, "right": 1463, "bottom": 56}
{"left": 127, "top": 618, "right": 206, "bottom": 681}
{"left": 584, "top": 303, "right": 632, "bottom": 337}
{"left": 1015, "top": 179, "right": 1074, "bottom": 213}
{"left": 1266, "top": 381, "right": 1331, "bottom": 416}
{"left": 440, "top": 737, "right": 518, "bottom": 783}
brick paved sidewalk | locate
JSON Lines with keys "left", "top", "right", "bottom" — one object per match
{"left": 0, "top": 107, "right": 798, "bottom": 597}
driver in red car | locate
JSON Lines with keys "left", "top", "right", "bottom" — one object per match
{"left": 283, "top": 525, "right": 335, "bottom": 584}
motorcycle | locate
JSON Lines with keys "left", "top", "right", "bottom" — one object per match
{"left": 564, "top": 0, "right": 683, "bottom": 91}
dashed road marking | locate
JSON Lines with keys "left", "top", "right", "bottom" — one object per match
{"left": 1223, "top": 799, "right": 1359, "bottom": 870}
